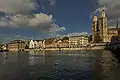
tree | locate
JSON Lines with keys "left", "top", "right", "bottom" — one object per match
{"left": 88, "top": 35, "right": 92, "bottom": 42}
{"left": 62, "top": 37, "right": 69, "bottom": 40}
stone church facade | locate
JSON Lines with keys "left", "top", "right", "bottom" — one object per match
{"left": 92, "top": 9, "right": 120, "bottom": 43}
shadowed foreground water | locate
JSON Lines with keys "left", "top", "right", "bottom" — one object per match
{"left": 0, "top": 50, "right": 120, "bottom": 80}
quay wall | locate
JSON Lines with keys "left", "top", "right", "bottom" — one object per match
{"left": 6, "top": 45, "right": 106, "bottom": 52}
{"left": 8, "top": 49, "right": 19, "bottom": 51}
{"left": 23, "top": 46, "right": 105, "bottom": 51}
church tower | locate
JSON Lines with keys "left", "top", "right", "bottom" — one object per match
{"left": 99, "top": 9, "right": 108, "bottom": 42}
{"left": 116, "top": 19, "right": 120, "bottom": 36}
{"left": 116, "top": 19, "right": 119, "bottom": 29}
{"left": 92, "top": 16, "right": 99, "bottom": 42}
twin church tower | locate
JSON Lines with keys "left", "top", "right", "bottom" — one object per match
{"left": 92, "top": 9, "right": 120, "bottom": 43}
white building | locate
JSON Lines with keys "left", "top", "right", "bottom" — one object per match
{"left": 39, "top": 41, "right": 43, "bottom": 48}
{"left": 34, "top": 41, "right": 39, "bottom": 48}
{"left": 42, "top": 40, "right": 45, "bottom": 48}
{"left": 29, "top": 40, "right": 35, "bottom": 49}
{"left": 29, "top": 40, "right": 46, "bottom": 49}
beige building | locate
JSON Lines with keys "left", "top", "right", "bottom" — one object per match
{"left": 8, "top": 40, "right": 25, "bottom": 51}
{"left": 43, "top": 38, "right": 69, "bottom": 48}
{"left": 107, "top": 28, "right": 120, "bottom": 42}
{"left": 92, "top": 9, "right": 120, "bottom": 43}
{"left": 69, "top": 35, "right": 89, "bottom": 47}
{"left": 44, "top": 38, "right": 57, "bottom": 48}
{"left": 58, "top": 40, "right": 69, "bottom": 48}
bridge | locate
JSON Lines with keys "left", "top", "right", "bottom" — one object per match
{"left": 108, "top": 35, "right": 120, "bottom": 50}
{"left": 108, "top": 41, "right": 120, "bottom": 50}
{"left": 107, "top": 39, "right": 120, "bottom": 58}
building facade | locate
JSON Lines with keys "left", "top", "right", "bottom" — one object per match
{"left": 92, "top": 9, "right": 120, "bottom": 43}
{"left": 8, "top": 40, "right": 25, "bottom": 51}
{"left": 69, "top": 35, "right": 89, "bottom": 47}
{"left": 29, "top": 40, "right": 45, "bottom": 49}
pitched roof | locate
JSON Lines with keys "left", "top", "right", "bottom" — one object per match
{"left": 10, "top": 40, "right": 25, "bottom": 43}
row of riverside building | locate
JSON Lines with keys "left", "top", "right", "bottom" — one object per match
{"left": 1, "top": 35, "right": 89, "bottom": 51}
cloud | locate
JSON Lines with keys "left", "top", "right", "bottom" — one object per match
{"left": 90, "top": 6, "right": 107, "bottom": 18}
{"left": 49, "top": 0, "right": 56, "bottom": 6}
{"left": 51, "top": 32, "right": 89, "bottom": 39}
{"left": 37, "top": 0, "right": 56, "bottom": 14}
{"left": 0, "top": 13, "right": 66, "bottom": 33}
{"left": 0, "top": 0, "right": 57, "bottom": 14}
{"left": 47, "top": 32, "right": 89, "bottom": 39}
{"left": 0, "top": 0, "right": 37, "bottom": 13}
{"left": 12, "top": 35, "right": 32, "bottom": 41}
{"left": 48, "top": 23, "right": 66, "bottom": 37}
{"left": 0, "top": 0, "right": 65, "bottom": 35}
{"left": 0, "top": 13, "right": 52, "bottom": 27}
{"left": 0, "top": 34, "right": 31, "bottom": 44}
{"left": 98, "top": 0, "right": 120, "bottom": 19}
{"left": 28, "top": 14, "right": 53, "bottom": 27}
{"left": 64, "top": 32, "right": 89, "bottom": 37}
{"left": 49, "top": 24, "right": 66, "bottom": 32}
{"left": 0, "top": 20, "right": 9, "bottom": 27}
{"left": 92, "top": 0, "right": 120, "bottom": 26}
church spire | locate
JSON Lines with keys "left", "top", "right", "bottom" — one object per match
{"left": 116, "top": 19, "right": 119, "bottom": 29}
{"left": 101, "top": 6, "right": 106, "bottom": 18}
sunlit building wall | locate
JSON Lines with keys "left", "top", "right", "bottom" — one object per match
{"left": 69, "top": 35, "right": 89, "bottom": 47}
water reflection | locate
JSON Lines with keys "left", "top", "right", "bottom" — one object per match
{"left": 94, "top": 50, "right": 120, "bottom": 80}
{"left": 3, "top": 52, "right": 8, "bottom": 64}
{"left": 3, "top": 52, "right": 8, "bottom": 60}
{"left": 0, "top": 50, "right": 119, "bottom": 80}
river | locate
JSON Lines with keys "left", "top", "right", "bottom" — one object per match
{"left": 0, "top": 50, "right": 119, "bottom": 80}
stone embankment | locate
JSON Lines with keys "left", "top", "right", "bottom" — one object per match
{"left": 23, "top": 46, "right": 106, "bottom": 51}
{"left": 107, "top": 41, "right": 120, "bottom": 59}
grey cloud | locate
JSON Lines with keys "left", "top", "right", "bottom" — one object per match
{"left": 49, "top": 24, "right": 66, "bottom": 33}
{"left": 92, "top": 0, "right": 120, "bottom": 27}
{"left": 38, "top": 0, "right": 56, "bottom": 14}
{"left": 0, "top": 34, "right": 31, "bottom": 44}
{"left": 48, "top": 23, "right": 66, "bottom": 37}
{"left": 0, "top": 0, "right": 57, "bottom": 14}
{"left": 65, "top": 32, "right": 89, "bottom": 37}
{"left": 49, "top": 0, "right": 56, "bottom": 6}
{"left": 0, "top": 13, "right": 53, "bottom": 28}
{"left": 0, "top": 13, "right": 66, "bottom": 33}
{"left": 0, "top": 21, "right": 9, "bottom": 27}
{"left": 0, "top": 0, "right": 37, "bottom": 13}
{"left": 0, "top": 0, "right": 65, "bottom": 35}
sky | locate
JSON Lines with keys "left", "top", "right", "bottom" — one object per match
{"left": 0, "top": 0, "right": 119, "bottom": 42}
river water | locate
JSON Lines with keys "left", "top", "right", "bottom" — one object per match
{"left": 0, "top": 50, "right": 120, "bottom": 80}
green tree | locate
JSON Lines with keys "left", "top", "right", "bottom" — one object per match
{"left": 62, "top": 37, "right": 69, "bottom": 40}
{"left": 88, "top": 35, "right": 92, "bottom": 42}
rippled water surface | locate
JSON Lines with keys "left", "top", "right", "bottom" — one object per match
{"left": 0, "top": 50, "right": 120, "bottom": 80}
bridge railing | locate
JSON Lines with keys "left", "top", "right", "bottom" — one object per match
{"left": 109, "top": 41, "right": 120, "bottom": 45}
